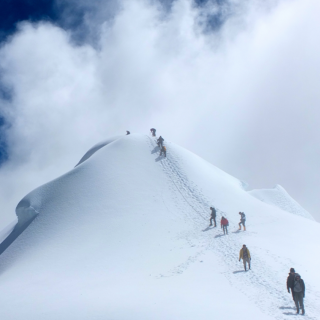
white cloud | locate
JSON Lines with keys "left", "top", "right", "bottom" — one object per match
{"left": 0, "top": 0, "right": 319, "bottom": 226}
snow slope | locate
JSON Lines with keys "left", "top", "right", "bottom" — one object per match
{"left": 249, "top": 185, "right": 315, "bottom": 221}
{"left": 0, "top": 133, "right": 319, "bottom": 320}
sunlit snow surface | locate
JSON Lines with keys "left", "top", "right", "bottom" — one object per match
{"left": 0, "top": 133, "right": 319, "bottom": 319}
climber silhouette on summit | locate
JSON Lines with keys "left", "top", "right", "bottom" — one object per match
{"left": 157, "top": 136, "right": 164, "bottom": 148}
{"left": 150, "top": 128, "right": 156, "bottom": 137}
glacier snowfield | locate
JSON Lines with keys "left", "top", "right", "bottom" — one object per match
{"left": 0, "top": 133, "right": 319, "bottom": 320}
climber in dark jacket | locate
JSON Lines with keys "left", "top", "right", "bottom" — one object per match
{"left": 157, "top": 136, "right": 164, "bottom": 147}
{"left": 293, "top": 273, "right": 305, "bottom": 315}
{"left": 209, "top": 207, "right": 217, "bottom": 227}
{"left": 150, "top": 128, "right": 156, "bottom": 137}
{"left": 238, "top": 212, "right": 246, "bottom": 231}
{"left": 287, "top": 268, "right": 296, "bottom": 300}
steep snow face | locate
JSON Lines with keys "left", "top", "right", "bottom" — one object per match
{"left": 0, "top": 133, "right": 320, "bottom": 320}
{"left": 248, "top": 185, "right": 314, "bottom": 221}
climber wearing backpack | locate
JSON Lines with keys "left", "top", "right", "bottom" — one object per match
{"left": 157, "top": 136, "right": 164, "bottom": 148}
{"left": 293, "top": 273, "right": 305, "bottom": 315}
{"left": 220, "top": 216, "right": 229, "bottom": 234}
{"left": 160, "top": 145, "right": 166, "bottom": 157}
{"left": 239, "top": 244, "right": 251, "bottom": 271}
{"left": 150, "top": 128, "right": 156, "bottom": 137}
{"left": 126, "top": 131, "right": 130, "bottom": 135}
{"left": 238, "top": 212, "right": 246, "bottom": 231}
{"left": 209, "top": 207, "right": 217, "bottom": 227}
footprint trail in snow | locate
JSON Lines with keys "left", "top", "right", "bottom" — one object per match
{"left": 147, "top": 136, "right": 320, "bottom": 320}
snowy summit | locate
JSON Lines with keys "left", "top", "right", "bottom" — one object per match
{"left": 0, "top": 133, "right": 319, "bottom": 319}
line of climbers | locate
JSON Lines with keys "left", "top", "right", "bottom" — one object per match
{"left": 148, "top": 129, "right": 307, "bottom": 315}
{"left": 150, "top": 128, "right": 166, "bottom": 158}
{"left": 209, "top": 206, "right": 307, "bottom": 314}
{"left": 209, "top": 207, "right": 246, "bottom": 234}
{"left": 125, "top": 129, "right": 166, "bottom": 158}
{"left": 287, "top": 268, "right": 306, "bottom": 315}
{"left": 149, "top": 130, "right": 307, "bottom": 315}
{"left": 209, "top": 208, "right": 250, "bottom": 270}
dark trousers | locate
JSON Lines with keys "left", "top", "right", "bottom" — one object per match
{"left": 210, "top": 217, "right": 216, "bottom": 226}
{"left": 294, "top": 292, "right": 304, "bottom": 312}
{"left": 222, "top": 225, "right": 228, "bottom": 234}
{"left": 239, "top": 220, "right": 246, "bottom": 227}
{"left": 291, "top": 289, "right": 295, "bottom": 301}
{"left": 160, "top": 150, "right": 166, "bottom": 157}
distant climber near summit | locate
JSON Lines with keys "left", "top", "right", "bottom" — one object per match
{"left": 160, "top": 145, "right": 166, "bottom": 157}
{"left": 150, "top": 128, "right": 156, "bottom": 137}
{"left": 157, "top": 136, "right": 164, "bottom": 148}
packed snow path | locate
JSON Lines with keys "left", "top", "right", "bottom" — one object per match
{"left": 147, "top": 135, "right": 320, "bottom": 319}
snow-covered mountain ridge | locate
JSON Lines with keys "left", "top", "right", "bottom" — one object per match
{"left": 0, "top": 133, "right": 319, "bottom": 320}
{"left": 249, "top": 185, "right": 314, "bottom": 221}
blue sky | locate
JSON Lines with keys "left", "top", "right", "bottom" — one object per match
{"left": 0, "top": 0, "right": 58, "bottom": 42}
{"left": 0, "top": 0, "right": 231, "bottom": 165}
{"left": 0, "top": 0, "right": 56, "bottom": 163}
{"left": 0, "top": 0, "right": 319, "bottom": 223}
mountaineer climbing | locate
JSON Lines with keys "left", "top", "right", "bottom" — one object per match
{"left": 160, "top": 145, "right": 166, "bottom": 157}
{"left": 238, "top": 212, "right": 246, "bottom": 231}
{"left": 239, "top": 244, "right": 251, "bottom": 271}
{"left": 287, "top": 268, "right": 296, "bottom": 301}
{"left": 293, "top": 273, "right": 305, "bottom": 315}
{"left": 150, "top": 128, "right": 156, "bottom": 137}
{"left": 157, "top": 136, "right": 164, "bottom": 148}
{"left": 220, "top": 216, "right": 229, "bottom": 235}
{"left": 209, "top": 207, "right": 217, "bottom": 227}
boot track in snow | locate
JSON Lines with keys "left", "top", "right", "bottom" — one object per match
{"left": 147, "top": 135, "right": 320, "bottom": 320}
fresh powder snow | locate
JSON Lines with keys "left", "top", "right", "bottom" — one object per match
{"left": 0, "top": 133, "right": 319, "bottom": 320}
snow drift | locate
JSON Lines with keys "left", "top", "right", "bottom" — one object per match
{"left": 0, "top": 133, "right": 319, "bottom": 320}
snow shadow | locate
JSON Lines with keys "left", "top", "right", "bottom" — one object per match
{"left": 155, "top": 156, "right": 165, "bottom": 162}
{"left": 282, "top": 312, "right": 297, "bottom": 315}
{"left": 202, "top": 226, "right": 216, "bottom": 232}
{"left": 0, "top": 199, "right": 38, "bottom": 257}
{"left": 233, "top": 270, "right": 245, "bottom": 274}
{"left": 0, "top": 199, "right": 39, "bottom": 275}
{"left": 151, "top": 146, "right": 160, "bottom": 154}
{"left": 279, "top": 306, "right": 296, "bottom": 310}
{"left": 214, "top": 234, "right": 227, "bottom": 238}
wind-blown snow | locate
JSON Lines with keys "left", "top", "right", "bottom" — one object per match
{"left": 0, "top": 133, "right": 319, "bottom": 319}
{"left": 249, "top": 185, "right": 315, "bottom": 221}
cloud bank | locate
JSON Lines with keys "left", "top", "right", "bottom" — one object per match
{"left": 0, "top": 0, "right": 319, "bottom": 226}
